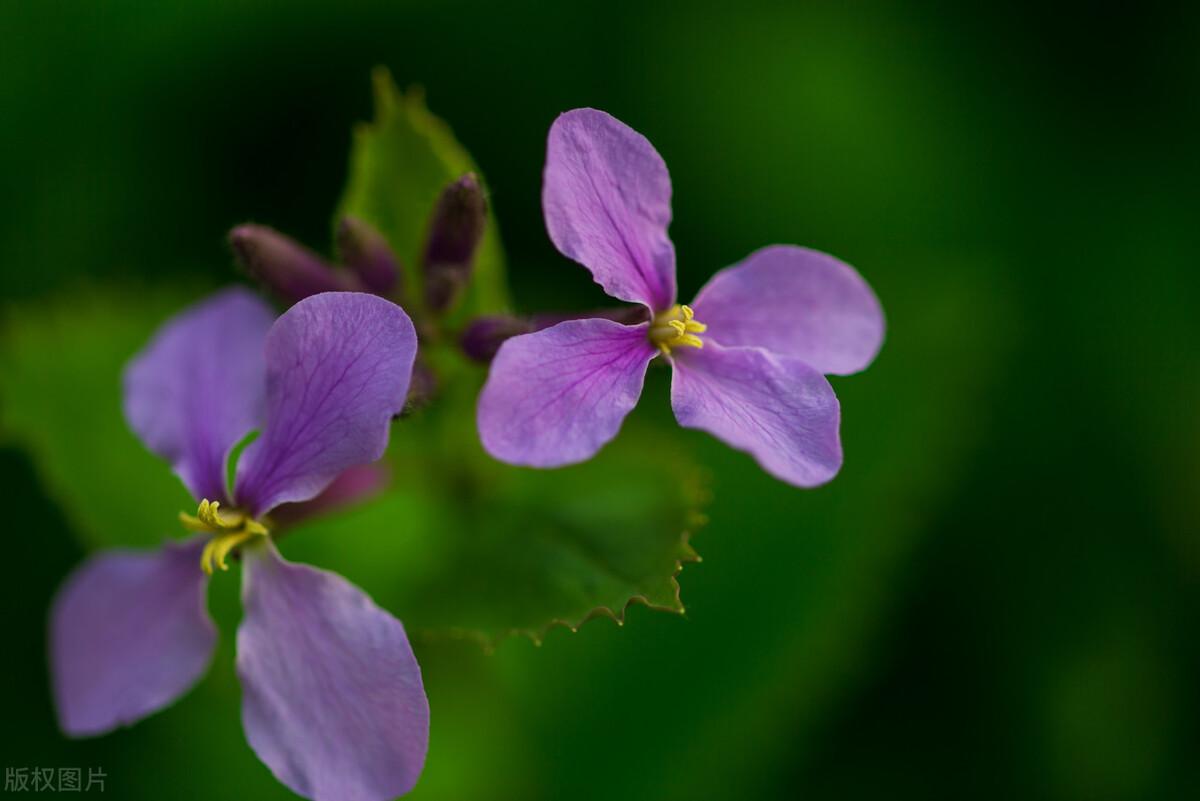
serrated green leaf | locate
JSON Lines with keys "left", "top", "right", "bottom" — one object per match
{"left": 336, "top": 67, "right": 509, "bottom": 321}
{"left": 282, "top": 409, "right": 706, "bottom": 648}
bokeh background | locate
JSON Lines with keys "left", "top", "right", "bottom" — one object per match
{"left": 3, "top": 1, "right": 1198, "bottom": 799}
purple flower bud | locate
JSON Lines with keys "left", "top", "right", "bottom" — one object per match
{"left": 461, "top": 307, "right": 647, "bottom": 363}
{"left": 423, "top": 173, "right": 486, "bottom": 313}
{"left": 336, "top": 216, "right": 400, "bottom": 296}
{"left": 460, "top": 315, "right": 534, "bottom": 363}
{"left": 401, "top": 356, "right": 439, "bottom": 415}
{"left": 229, "top": 224, "right": 359, "bottom": 304}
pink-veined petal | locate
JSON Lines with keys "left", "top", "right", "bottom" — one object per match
{"left": 543, "top": 108, "right": 677, "bottom": 310}
{"left": 234, "top": 293, "right": 416, "bottom": 516}
{"left": 237, "top": 544, "right": 428, "bottom": 801}
{"left": 477, "top": 317, "right": 657, "bottom": 467}
{"left": 670, "top": 342, "right": 842, "bottom": 487}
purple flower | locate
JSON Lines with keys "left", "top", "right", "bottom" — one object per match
{"left": 477, "top": 109, "right": 885, "bottom": 487}
{"left": 49, "top": 288, "right": 429, "bottom": 801}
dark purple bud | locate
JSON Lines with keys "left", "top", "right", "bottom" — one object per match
{"left": 336, "top": 216, "right": 400, "bottom": 296}
{"left": 460, "top": 315, "right": 534, "bottom": 363}
{"left": 401, "top": 356, "right": 438, "bottom": 416}
{"left": 423, "top": 173, "right": 486, "bottom": 313}
{"left": 529, "top": 305, "right": 651, "bottom": 329}
{"left": 460, "top": 306, "right": 651, "bottom": 364}
{"left": 229, "top": 224, "right": 359, "bottom": 304}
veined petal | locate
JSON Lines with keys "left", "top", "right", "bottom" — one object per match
{"left": 234, "top": 293, "right": 416, "bottom": 516}
{"left": 670, "top": 342, "right": 842, "bottom": 487}
{"left": 237, "top": 544, "right": 428, "bottom": 801}
{"left": 49, "top": 539, "right": 216, "bottom": 736}
{"left": 543, "top": 108, "right": 677, "bottom": 310}
{"left": 123, "top": 287, "right": 275, "bottom": 502}
{"left": 477, "top": 318, "right": 656, "bottom": 467}
{"left": 691, "top": 245, "right": 885, "bottom": 375}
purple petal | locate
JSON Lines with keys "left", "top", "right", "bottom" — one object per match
{"left": 691, "top": 245, "right": 885, "bottom": 376}
{"left": 49, "top": 539, "right": 216, "bottom": 737}
{"left": 123, "top": 287, "right": 275, "bottom": 503}
{"left": 543, "top": 108, "right": 677, "bottom": 310}
{"left": 237, "top": 544, "right": 428, "bottom": 801}
{"left": 477, "top": 318, "right": 656, "bottom": 467}
{"left": 234, "top": 292, "right": 417, "bottom": 516}
{"left": 670, "top": 342, "right": 842, "bottom": 487}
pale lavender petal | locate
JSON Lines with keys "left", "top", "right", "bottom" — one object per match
{"left": 49, "top": 539, "right": 215, "bottom": 737}
{"left": 670, "top": 342, "right": 842, "bottom": 487}
{"left": 691, "top": 245, "right": 885, "bottom": 375}
{"left": 234, "top": 292, "right": 416, "bottom": 515}
{"left": 477, "top": 318, "right": 657, "bottom": 467}
{"left": 543, "top": 108, "right": 677, "bottom": 310}
{"left": 237, "top": 544, "right": 428, "bottom": 801}
{"left": 123, "top": 287, "right": 275, "bottom": 503}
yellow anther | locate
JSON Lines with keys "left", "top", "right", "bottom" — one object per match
{"left": 200, "top": 528, "right": 265, "bottom": 574}
{"left": 648, "top": 304, "right": 707, "bottom": 355}
{"left": 181, "top": 499, "right": 269, "bottom": 575}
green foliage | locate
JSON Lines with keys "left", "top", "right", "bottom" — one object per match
{"left": 336, "top": 68, "right": 510, "bottom": 322}
{"left": 0, "top": 289, "right": 195, "bottom": 548}
{"left": 284, "top": 408, "right": 706, "bottom": 647}
{"left": 5, "top": 4, "right": 1198, "bottom": 799}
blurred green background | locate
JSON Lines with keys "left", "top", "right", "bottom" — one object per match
{"left": 2, "top": 1, "right": 1198, "bottom": 799}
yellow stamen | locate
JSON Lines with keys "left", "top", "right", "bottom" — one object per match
{"left": 181, "top": 499, "right": 269, "bottom": 575}
{"left": 648, "top": 304, "right": 707, "bottom": 355}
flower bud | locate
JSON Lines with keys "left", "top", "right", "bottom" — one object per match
{"left": 460, "top": 315, "right": 533, "bottom": 363}
{"left": 336, "top": 216, "right": 400, "bottom": 296}
{"left": 401, "top": 357, "right": 439, "bottom": 416}
{"left": 460, "top": 306, "right": 650, "bottom": 364}
{"left": 423, "top": 173, "right": 486, "bottom": 313}
{"left": 229, "top": 224, "right": 359, "bottom": 303}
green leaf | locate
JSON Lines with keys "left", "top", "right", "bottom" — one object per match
{"left": 336, "top": 67, "right": 509, "bottom": 321}
{"left": 282, "top": 393, "right": 707, "bottom": 648}
{"left": 0, "top": 288, "right": 196, "bottom": 548}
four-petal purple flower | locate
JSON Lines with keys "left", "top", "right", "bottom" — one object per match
{"left": 477, "top": 109, "right": 885, "bottom": 486}
{"left": 49, "top": 288, "right": 429, "bottom": 801}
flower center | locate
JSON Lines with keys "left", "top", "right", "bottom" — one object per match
{"left": 179, "top": 499, "right": 269, "bottom": 575}
{"left": 648, "top": 304, "right": 707, "bottom": 356}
